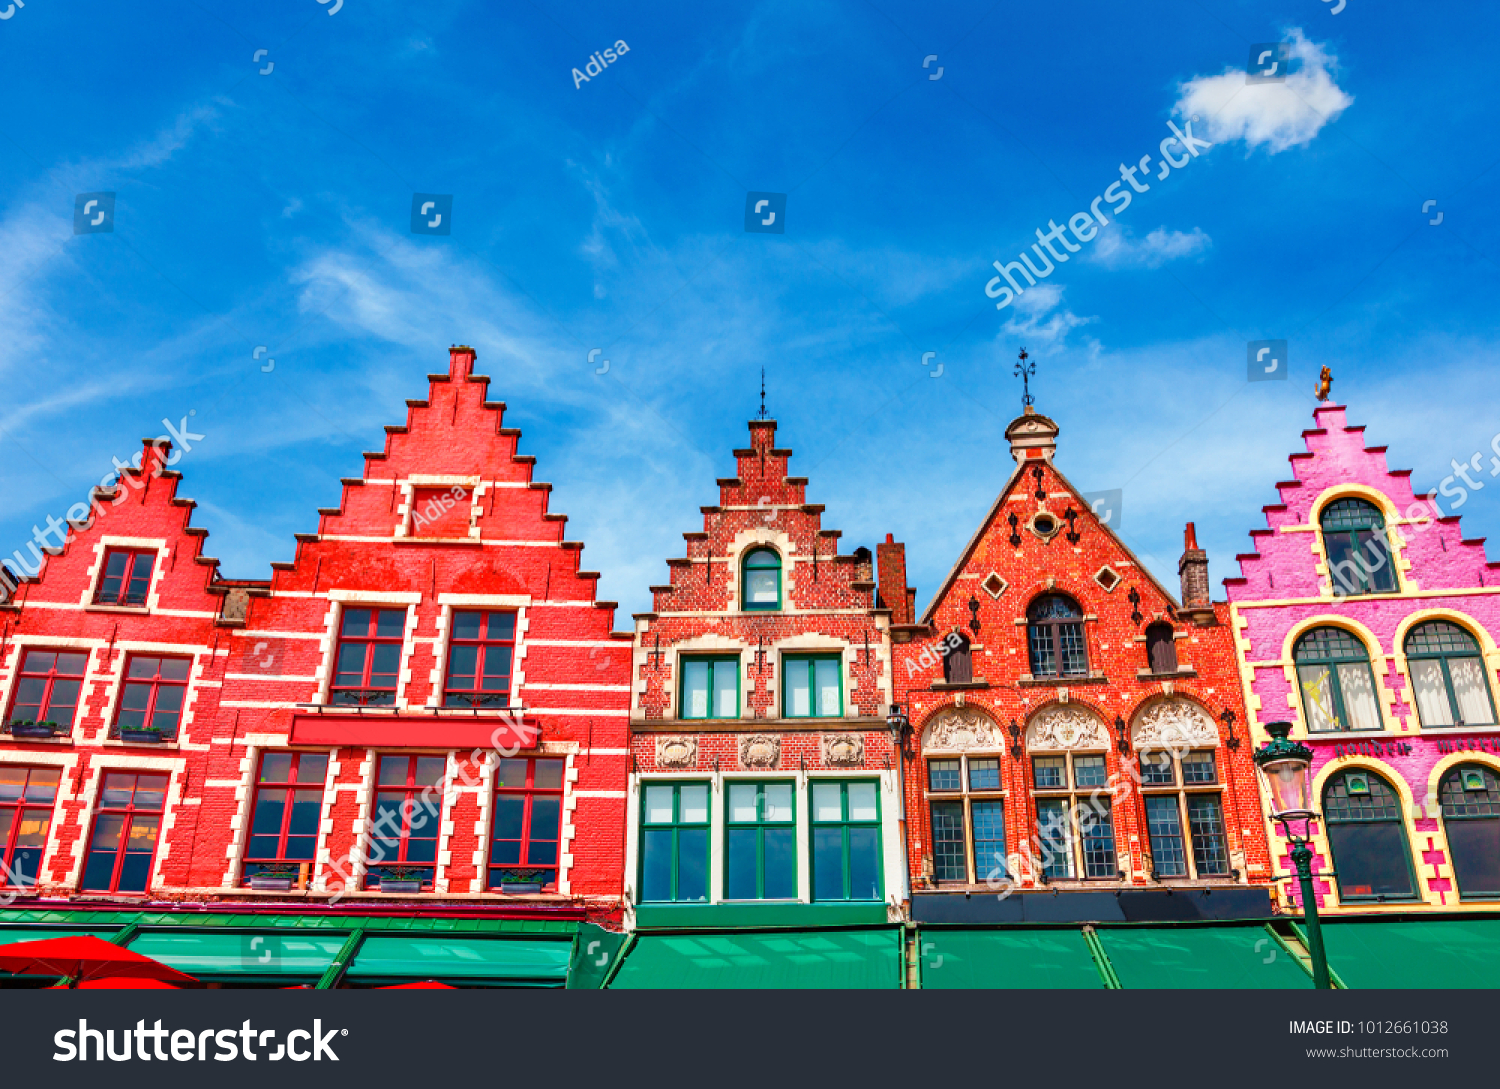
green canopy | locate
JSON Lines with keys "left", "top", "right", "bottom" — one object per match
{"left": 127, "top": 930, "right": 348, "bottom": 979}
{"left": 610, "top": 929, "right": 902, "bottom": 989}
{"left": 1318, "top": 918, "right": 1500, "bottom": 988}
{"left": 345, "top": 935, "right": 572, "bottom": 986}
{"left": 919, "top": 929, "right": 1108, "bottom": 989}
{"left": 1095, "top": 926, "right": 1310, "bottom": 988}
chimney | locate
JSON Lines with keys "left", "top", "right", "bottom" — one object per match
{"left": 1003, "top": 407, "right": 1059, "bottom": 464}
{"left": 1178, "top": 522, "right": 1211, "bottom": 610}
{"left": 449, "top": 344, "right": 477, "bottom": 380}
{"left": 877, "top": 533, "right": 913, "bottom": 625}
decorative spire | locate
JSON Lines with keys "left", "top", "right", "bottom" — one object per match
{"left": 1014, "top": 347, "right": 1035, "bottom": 409}
{"left": 756, "top": 367, "right": 769, "bottom": 420}
{"left": 1315, "top": 365, "right": 1333, "bottom": 402}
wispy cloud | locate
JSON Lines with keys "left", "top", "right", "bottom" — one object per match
{"left": 1000, "top": 284, "right": 1098, "bottom": 351}
{"left": 1091, "top": 225, "right": 1211, "bottom": 269}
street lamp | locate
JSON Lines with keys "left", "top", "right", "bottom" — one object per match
{"left": 887, "top": 704, "right": 913, "bottom": 900}
{"left": 1252, "top": 721, "right": 1331, "bottom": 989}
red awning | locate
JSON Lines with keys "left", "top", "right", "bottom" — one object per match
{"left": 0, "top": 935, "right": 197, "bottom": 987}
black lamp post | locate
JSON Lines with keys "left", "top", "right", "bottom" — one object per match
{"left": 887, "top": 704, "right": 913, "bottom": 900}
{"left": 1253, "top": 721, "right": 1331, "bottom": 989}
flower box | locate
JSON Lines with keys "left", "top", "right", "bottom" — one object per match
{"left": 249, "top": 874, "right": 295, "bottom": 891}
{"left": 119, "top": 728, "right": 166, "bottom": 744}
{"left": 8, "top": 721, "right": 60, "bottom": 739}
{"left": 379, "top": 879, "right": 422, "bottom": 894}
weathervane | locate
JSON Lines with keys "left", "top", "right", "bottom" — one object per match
{"left": 757, "top": 367, "right": 769, "bottom": 420}
{"left": 1014, "top": 347, "right": 1036, "bottom": 408}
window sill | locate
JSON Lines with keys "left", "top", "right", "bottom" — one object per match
{"left": 0, "top": 732, "right": 73, "bottom": 745}
{"left": 1018, "top": 673, "right": 1108, "bottom": 687}
{"left": 1136, "top": 668, "right": 1198, "bottom": 681}
{"left": 84, "top": 604, "right": 151, "bottom": 615}
{"left": 101, "top": 737, "right": 180, "bottom": 749}
{"left": 930, "top": 680, "right": 990, "bottom": 690}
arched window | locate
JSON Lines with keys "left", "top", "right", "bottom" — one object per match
{"left": 741, "top": 548, "right": 781, "bottom": 611}
{"left": 1405, "top": 621, "right": 1497, "bottom": 728}
{"left": 1439, "top": 765, "right": 1500, "bottom": 900}
{"left": 942, "top": 632, "right": 972, "bottom": 685}
{"left": 1294, "top": 627, "right": 1382, "bottom": 733}
{"left": 1323, "top": 769, "right": 1415, "bottom": 901}
{"left": 1145, "top": 622, "right": 1177, "bottom": 675}
{"left": 1027, "top": 594, "right": 1087, "bottom": 678}
{"left": 1320, "top": 498, "right": 1397, "bottom": 596}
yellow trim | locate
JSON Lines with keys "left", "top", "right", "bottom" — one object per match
{"left": 1301, "top": 759, "right": 1428, "bottom": 910}
{"left": 1266, "top": 615, "right": 1400, "bottom": 740}
{"left": 1389, "top": 609, "right": 1500, "bottom": 734}
{"left": 1301, "top": 485, "right": 1416, "bottom": 596}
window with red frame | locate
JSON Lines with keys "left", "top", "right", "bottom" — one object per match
{"left": 81, "top": 772, "right": 168, "bottom": 893}
{"left": 115, "top": 656, "right": 190, "bottom": 739}
{"left": 0, "top": 766, "right": 61, "bottom": 888}
{"left": 365, "top": 755, "right": 444, "bottom": 890}
{"left": 95, "top": 549, "right": 155, "bottom": 606}
{"left": 5, "top": 650, "right": 88, "bottom": 730}
{"left": 242, "top": 752, "right": 329, "bottom": 885}
{"left": 332, "top": 608, "right": 405, "bottom": 707}
{"left": 489, "top": 757, "right": 565, "bottom": 891}
{"left": 443, "top": 611, "right": 516, "bottom": 708}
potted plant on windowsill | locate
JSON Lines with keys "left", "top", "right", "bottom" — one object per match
{"left": 6, "top": 719, "right": 61, "bottom": 739}
{"left": 248, "top": 864, "right": 299, "bottom": 891}
{"left": 118, "top": 723, "right": 167, "bottom": 744}
{"left": 378, "top": 867, "right": 423, "bottom": 894}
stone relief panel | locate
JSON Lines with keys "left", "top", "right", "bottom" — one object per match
{"left": 739, "top": 734, "right": 781, "bottom": 769}
{"left": 822, "top": 733, "right": 864, "bottom": 767}
{"left": 1026, "top": 704, "right": 1109, "bottom": 750}
{"left": 921, "top": 706, "right": 1003, "bottom": 752}
{"left": 655, "top": 736, "right": 698, "bottom": 769}
{"left": 1131, "top": 698, "right": 1219, "bottom": 751}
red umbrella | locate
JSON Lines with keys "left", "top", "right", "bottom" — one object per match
{"left": 376, "top": 980, "right": 454, "bottom": 989}
{"left": 0, "top": 935, "right": 197, "bottom": 987}
{"left": 68, "top": 977, "right": 181, "bottom": 990}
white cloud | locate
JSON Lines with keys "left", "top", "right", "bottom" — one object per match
{"left": 1174, "top": 28, "right": 1353, "bottom": 154}
{"left": 1001, "top": 283, "right": 1098, "bottom": 349}
{"left": 1092, "top": 225, "right": 1212, "bottom": 269}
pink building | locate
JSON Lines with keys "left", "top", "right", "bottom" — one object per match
{"left": 1227, "top": 401, "right": 1500, "bottom": 913}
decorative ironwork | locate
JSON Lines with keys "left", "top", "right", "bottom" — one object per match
{"left": 1008, "top": 718, "right": 1022, "bottom": 759}
{"left": 1127, "top": 586, "right": 1142, "bottom": 626}
{"left": 1220, "top": 708, "right": 1240, "bottom": 750}
{"left": 968, "top": 596, "right": 981, "bottom": 636}
{"left": 1013, "top": 346, "right": 1035, "bottom": 408}
{"left": 1063, "top": 507, "right": 1080, "bottom": 544}
{"left": 1007, "top": 512, "right": 1021, "bottom": 547}
{"left": 757, "top": 366, "right": 769, "bottom": 420}
{"left": 1032, "top": 465, "right": 1046, "bottom": 501}
{"left": 1114, "top": 714, "right": 1129, "bottom": 754}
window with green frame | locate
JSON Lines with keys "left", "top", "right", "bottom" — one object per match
{"left": 1323, "top": 769, "right": 1417, "bottom": 901}
{"left": 1294, "top": 627, "right": 1383, "bottom": 733}
{"left": 1320, "top": 497, "right": 1398, "bottom": 596}
{"left": 639, "top": 782, "right": 710, "bottom": 903}
{"left": 1405, "top": 620, "right": 1498, "bottom": 728}
{"left": 783, "top": 654, "right": 842, "bottom": 718}
{"left": 679, "top": 656, "right": 740, "bottom": 720}
{"left": 724, "top": 781, "right": 795, "bottom": 900}
{"left": 811, "top": 780, "right": 882, "bottom": 901}
{"left": 741, "top": 548, "right": 781, "bottom": 611}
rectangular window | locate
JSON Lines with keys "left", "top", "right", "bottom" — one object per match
{"left": 366, "top": 755, "right": 444, "bottom": 890}
{"left": 1032, "top": 756, "right": 1065, "bottom": 790}
{"left": 0, "top": 766, "right": 60, "bottom": 888}
{"left": 1079, "top": 799, "right": 1118, "bottom": 877}
{"left": 81, "top": 772, "right": 168, "bottom": 893}
{"left": 490, "top": 757, "right": 565, "bottom": 891}
{"left": 242, "top": 752, "right": 329, "bottom": 884}
{"left": 811, "top": 781, "right": 881, "bottom": 901}
{"left": 1186, "top": 795, "right": 1230, "bottom": 876}
{"left": 1036, "top": 799, "right": 1075, "bottom": 879}
{"left": 928, "top": 759, "right": 961, "bottom": 792}
{"left": 1073, "top": 755, "right": 1108, "bottom": 788}
{"left": 968, "top": 758, "right": 1001, "bottom": 790}
{"left": 6, "top": 650, "right": 88, "bottom": 729}
{"left": 783, "top": 655, "right": 842, "bottom": 718}
{"left": 929, "top": 800, "right": 967, "bottom": 882}
{"left": 444, "top": 611, "right": 516, "bottom": 708}
{"left": 1181, "top": 751, "right": 1218, "bottom": 785}
{"left": 971, "top": 800, "right": 1006, "bottom": 882}
{"left": 95, "top": 549, "right": 155, "bottom": 606}
{"left": 1140, "top": 751, "right": 1176, "bottom": 786}
{"left": 640, "top": 782, "right": 710, "bottom": 903}
{"left": 724, "top": 782, "right": 795, "bottom": 899}
{"left": 679, "top": 657, "right": 739, "bottom": 720}
{"left": 332, "top": 607, "right": 405, "bottom": 707}
{"left": 1145, "top": 795, "right": 1187, "bottom": 877}
{"left": 115, "top": 656, "right": 191, "bottom": 739}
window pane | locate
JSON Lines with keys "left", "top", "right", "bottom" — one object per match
{"left": 1036, "top": 799, "right": 1075, "bottom": 879}
{"left": 1187, "top": 795, "right": 1230, "bottom": 876}
{"left": 712, "top": 661, "right": 739, "bottom": 719}
{"left": 785, "top": 663, "right": 810, "bottom": 717}
{"left": 335, "top": 643, "right": 368, "bottom": 686}
{"left": 1074, "top": 755, "right": 1107, "bottom": 788}
{"left": 1028, "top": 624, "right": 1056, "bottom": 677}
{"left": 118, "top": 683, "right": 151, "bottom": 729}
{"left": 1445, "top": 819, "right": 1500, "bottom": 899}
{"left": 1448, "top": 657, "right": 1497, "bottom": 726}
{"left": 259, "top": 753, "right": 293, "bottom": 784}
{"left": 847, "top": 782, "right": 878, "bottom": 822}
{"left": 1140, "top": 752, "right": 1175, "bottom": 786}
{"left": 1033, "top": 756, "right": 1065, "bottom": 790}
{"left": 376, "top": 610, "right": 406, "bottom": 638}
{"left": 250, "top": 789, "right": 287, "bottom": 838}
{"left": 414, "top": 757, "right": 445, "bottom": 787}
{"left": 679, "top": 784, "right": 709, "bottom": 824}
{"left": 1181, "top": 752, "right": 1217, "bottom": 785}
{"left": 762, "top": 783, "right": 793, "bottom": 822}
{"left": 0, "top": 767, "right": 25, "bottom": 802}
{"left": 23, "top": 769, "right": 59, "bottom": 802}
{"left": 1357, "top": 530, "right": 1398, "bottom": 592}
{"left": 41, "top": 679, "right": 81, "bottom": 725}
{"left": 159, "top": 659, "right": 190, "bottom": 682}
{"left": 643, "top": 785, "right": 675, "bottom": 825}
{"left": 1297, "top": 664, "right": 1340, "bottom": 732}
{"left": 1409, "top": 659, "right": 1452, "bottom": 726}
{"left": 21, "top": 651, "right": 57, "bottom": 673}
{"left": 1058, "top": 623, "right": 1088, "bottom": 675}
{"left": 296, "top": 755, "right": 329, "bottom": 784}
{"left": 1145, "top": 795, "right": 1186, "bottom": 876}
{"left": 762, "top": 827, "right": 796, "bottom": 898}
{"left": 495, "top": 759, "right": 527, "bottom": 788}
{"left": 928, "top": 760, "right": 961, "bottom": 791}
{"left": 100, "top": 773, "right": 135, "bottom": 808}
{"left": 848, "top": 826, "right": 881, "bottom": 900}
{"left": 341, "top": 608, "right": 370, "bottom": 637}
{"left": 1337, "top": 663, "right": 1382, "bottom": 731}
{"left": 812, "top": 782, "right": 843, "bottom": 822}
{"left": 745, "top": 568, "right": 778, "bottom": 607}
{"left": 451, "top": 611, "right": 482, "bottom": 640}
{"left": 447, "top": 645, "right": 478, "bottom": 684}
{"left": 814, "top": 659, "right": 840, "bottom": 716}
{"left": 491, "top": 794, "right": 524, "bottom": 843}
{"left": 677, "top": 827, "right": 708, "bottom": 902}
{"left": 533, "top": 759, "right": 565, "bottom": 790}
{"left": 369, "top": 643, "right": 401, "bottom": 681}
{"left": 725, "top": 828, "right": 758, "bottom": 898}
{"left": 132, "top": 777, "right": 167, "bottom": 810}
{"left": 377, "top": 756, "right": 409, "bottom": 787}
{"left": 89, "top": 813, "right": 125, "bottom": 852}
{"left": 727, "top": 783, "right": 758, "bottom": 823}
{"left": 681, "top": 660, "right": 709, "bottom": 718}
{"left": 641, "top": 827, "right": 673, "bottom": 901}
{"left": 813, "top": 826, "right": 845, "bottom": 900}
{"left": 288, "top": 789, "right": 323, "bottom": 837}
{"left": 1329, "top": 822, "right": 1415, "bottom": 899}
{"left": 971, "top": 800, "right": 1006, "bottom": 882}
{"left": 528, "top": 797, "right": 562, "bottom": 860}
{"left": 486, "top": 612, "right": 516, "bottom": 641}
{"left": 8, "top": 677, "right": 44, "bottom": 722}
{"left": 55, "top": 653, "right": 88, "bottom": 675}
{"left": 1079, "top": 800, "right": 1117, "bottom": 878}
{"left": 968, "top": 758, "right": 1000, "bottom": 790}
{"left": 930, "top": 801, "right": 966, "bottom": 882}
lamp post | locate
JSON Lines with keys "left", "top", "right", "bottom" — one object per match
{"left": 1252, "top": 721, "right": 1331, "bottom": 989}
{"left": 887, "top": 704, "right": 913, "bottom": 901}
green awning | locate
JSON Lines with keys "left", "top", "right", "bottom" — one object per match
{"left": 609, "top": 929, "right": 902, "bottom": 989}
{"left": 344, "top": 935, "right": 572, "bottom": 986}
{"left": 919, "top": 929, "right": 1108, "bottom": 989}
{"left": 127, "top": 931, "right": 348, "bottom": 979}
{"left": 1317, "top": 919, "right": 1500, "bottom": 988}
{"left": 1095, "top": 926, "right": 1309, "bottom": 988}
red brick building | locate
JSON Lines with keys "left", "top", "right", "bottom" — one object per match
{"left": 889, "top": 406, "right": 1273, "bottom": 924}
{"left": 0, "top": 348, "right": 631, "bottom": 945}
{"left": 625, "top": 418, "right": 904, "bottom": 927}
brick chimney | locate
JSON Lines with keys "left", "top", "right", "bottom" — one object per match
{"left": 1004, "top": 407, "right": 1059, "bottom": 464}
{"left": 877, "top": 533, "right": 913, "bottom": 625}
{"left": 1178, "top": 522, "right": 1212, "bottom": 621}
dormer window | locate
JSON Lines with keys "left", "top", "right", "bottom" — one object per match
{"left": 1145, "top": 622, "right": 1177, "bottom": 675}
{"left": 1321, "top": 498, "right": 1397, "bottom": 596}
{"left": 1027, "top": 594, "right": 1087, "bottom": 678}
{"left": 942, "top": 633, "right": 973, "bottom": 684}
{"left": 742, "top": 548, "right": 781, "bottom": 611}
{"left": 95, "top": 549, "right": 155, "bottom": 606}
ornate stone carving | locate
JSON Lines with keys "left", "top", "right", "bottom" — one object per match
{"left": 921, "top": 707, "right": 1003, "bottom": 752}
{"left": 1026, "top": 704, "right": 1109, "bottom": 750}
{"left": 655, "top": 736, "right": 697, "bottom": 769}
{"left": 822, "top": 733, "right": 864, "bottom": 767}
{"left": 1132, "top": 698, "right": 1218, "bottom": 751}
{"left": 739, "top": 734, "right": 781, "bottom": 769}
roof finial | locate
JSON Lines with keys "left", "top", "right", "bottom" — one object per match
{"left": 757, "top": 367, "right": 769, "bottom": 420}
{"left": 1014, "top": 347, "right": 1035, "bottom": 409}
{"left": 1315, "top": 365, "right": 1332, "bottom": 402}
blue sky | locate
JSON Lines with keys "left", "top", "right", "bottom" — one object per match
{"left": 2, "top": 0, "right": 1499, "bottom": 619}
